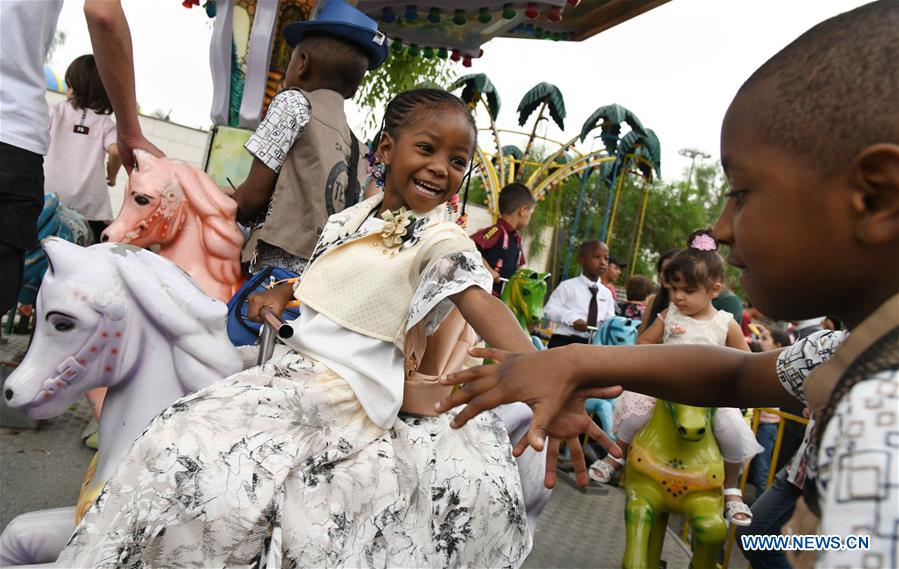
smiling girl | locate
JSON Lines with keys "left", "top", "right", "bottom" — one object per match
{"left": 56, "top": 89, "right": 615, "bottom": 568}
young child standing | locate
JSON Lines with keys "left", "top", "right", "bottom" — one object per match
{"left": 544, "top": 240, "right": 616, "bottom": 348}
{"left": 438, "top": 4, "right": 898, "bottom": 566}
{"left": 233, "top": 0, "right": 387, "bottom": 274}
{"left": 43, "top": 54, "right": 121, "bottom": 244}
{"left": 590, "top": 230, "right": 761, "bottom": 526}
{"left": 56, "top": 89, "right": 583, "bottom": 568}
{"left": 471, "top": 182, "right": 535, "bottom": 295}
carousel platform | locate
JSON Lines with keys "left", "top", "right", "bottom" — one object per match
{"left": 1, "top": 330, "right": 750, "bottom": 569}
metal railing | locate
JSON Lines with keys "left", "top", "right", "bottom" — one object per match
{"left": 256, "top": 308, "right": 292, "bottom": 366}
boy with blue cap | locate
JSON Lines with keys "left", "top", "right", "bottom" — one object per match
{"left": 234, "top": 0, "right": 388, "bottom": 274}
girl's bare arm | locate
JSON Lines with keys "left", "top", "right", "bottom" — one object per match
{"left": 450, "top": 286, "right": 534, "bottom": 353}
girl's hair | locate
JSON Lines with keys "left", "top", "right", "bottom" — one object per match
{"left": 663, "top": 229, "right": 726, "bottom": 290}
{"left": 644, "top": 248, "right": 681, "bottom": 328}
{"left": 625, "top": 275, "right": 652, "bottom": 302}
{"left": 65, "top": 55, "right": 112, "bottom": 115}
{"left": 374, "top": 88, "right": 477, "bottom": 156}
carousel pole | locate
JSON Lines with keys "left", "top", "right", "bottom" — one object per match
{"left": 603, "top": 157, "right": 629, "bottom": 248}
{"left": 628, "top": 182, "right": 651, "bottom": 278}
{"left": 561, "top": 167, "right": 593, "bottom": 280}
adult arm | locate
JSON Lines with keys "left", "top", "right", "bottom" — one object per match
{"left": 84, "top": 0, "right": 163, "bottom": 172}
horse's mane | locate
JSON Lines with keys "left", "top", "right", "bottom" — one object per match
{"left": 169, "top": 160, "right": 244, "bottom": 285}
{"left": 106, "top": 245, "right": 242, "bottom": 390}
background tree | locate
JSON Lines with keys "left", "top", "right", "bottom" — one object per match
{"left": 354, "top": 49, "right": 455, "bottom": 135}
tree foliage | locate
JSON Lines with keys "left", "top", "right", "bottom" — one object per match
{"left": 353, "top": 51, "right": 455, "bottom": 136}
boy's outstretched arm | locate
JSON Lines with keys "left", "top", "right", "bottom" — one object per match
{"left": 450, "top": 286, "right": 622, "bottom": 487}
{"left": 437, "top": 343, "right": 793, "bottom": 452}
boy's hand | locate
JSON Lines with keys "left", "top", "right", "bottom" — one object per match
{"left": 436, "top": 346, "right": 623, "bottom": 487}
{"left": 572, "top": 319, "right": 589, "bottom": 332}
{"left": 247, "top": 284, "right": 295, "bottom": 323}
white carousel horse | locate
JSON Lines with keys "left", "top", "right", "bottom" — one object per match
{"left": 0, "top": 239, "right": 242, "bottom": 566}
{"left": 0, "top": 241, "right": 549, "bottom": 565}
{"left": 100, "top": 150, "right": 244, "bottom": 303}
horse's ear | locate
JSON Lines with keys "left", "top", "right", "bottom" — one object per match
{"left": 538, "top": 272, "right": 551, "bottom": 282}
{"left": 44, "top": 238, "right": 90, "bottom": 277}
{"left": 134, "top": 149, "right": 158, "bottom": 172}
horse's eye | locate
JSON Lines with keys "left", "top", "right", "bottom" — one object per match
{"left": 522, "top": 289, "right": 530, "bottom": 296}
{"left": 54, "top": 321, "right": 74, "bottom": 332}
{"left": 134, "top": 195, "right": 151, "bottom": 206}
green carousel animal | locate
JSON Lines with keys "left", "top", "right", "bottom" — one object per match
{"left": 500, "top": 268, "right": 550, "bottom": 330}
{"left": 623, "top": 401, "right": 726, "bottom": 569}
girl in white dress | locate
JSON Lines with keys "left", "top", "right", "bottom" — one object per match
{"left": 589, "top": 230, "right": 761, "bottom": 526}
{"left": 56, "top": 89, "right": 596, "bottom": 568}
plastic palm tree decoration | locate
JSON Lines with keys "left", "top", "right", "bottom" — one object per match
{"left": 579, "top": 103, "right": 645, "bottom": 154}
{"left": 517, "top": 82, "right": 566, "bottom": 179}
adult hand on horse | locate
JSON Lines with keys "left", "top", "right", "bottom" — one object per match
{"left": 119, "top": 133, "right": 165, "bottom": 174}
{"left": 247, "top": 284, "right": 295, "bottom": 323}
{"left": 436, "top": 346, "right": 623, "bottom": 486}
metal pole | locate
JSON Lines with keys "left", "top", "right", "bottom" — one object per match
{"left": 628, "top": 183, "right": 651, "bottom": 277}
{"left": 604, "top": 159, "right": 629, "bottom": 247}
{"left": 256, "top": 308, "right": 294, "bottom": 366}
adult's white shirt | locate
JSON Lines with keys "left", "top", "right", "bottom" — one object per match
{"left": 0, "top": 0, "right": 64, "bottom": 155}
{"left": 544, "top": 274, "right": 616, "bottom": 339}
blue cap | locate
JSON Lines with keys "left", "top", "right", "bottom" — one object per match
{"left": 284, "top": 0, "right": 388, "bottom": 70}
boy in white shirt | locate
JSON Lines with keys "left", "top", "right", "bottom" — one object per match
{"left": 545, "top": 240, "right": 616, "bottom": 348}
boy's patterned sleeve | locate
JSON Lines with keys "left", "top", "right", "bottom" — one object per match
{"left": 244, "top": 90, "right": 311, "bottom": 173}
{"left": 775, "top": 329, "right": 845, "bottom": 406}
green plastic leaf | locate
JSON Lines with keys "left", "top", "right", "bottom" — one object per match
{"left": 517, "top": 82, "right": 566, "bottom": 130}
{"left": 579, "top": 104, "right": 646, "bottom": 153}
{"left": 501, "top": 144, "right": 524, "bottom": 160}
{"left": 619, "top": 128, "right": 662, "bottom": 179}
{"left": 449, "top": 73, "right": 501, "bottom": 120}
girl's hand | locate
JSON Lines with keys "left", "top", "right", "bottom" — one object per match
{"left": 247, "top": 284, "right": 295, "bottom": 323}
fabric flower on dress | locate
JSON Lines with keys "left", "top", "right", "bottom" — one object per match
{"left": 671, "top": 324, "right": 687, "bottom": 336}
{"left": 380, "top": 208, "right": 414, "bottom": 248}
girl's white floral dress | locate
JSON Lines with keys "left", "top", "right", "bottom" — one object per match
{"left": 57, "top": 195, "right": 531, "bottom": 568}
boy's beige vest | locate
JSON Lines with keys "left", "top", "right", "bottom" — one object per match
{"left": 242, "top": 88, "right": 369, "bottom": 263}
{"left": 294, "top": 196, "right": 479, "bottom": 413}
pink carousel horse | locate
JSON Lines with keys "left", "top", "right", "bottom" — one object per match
{"left": 101, "top": 150, "right": 244, "bottom": 302}
{"left": 0, "top": 239, "right": 242, "bottom": 565}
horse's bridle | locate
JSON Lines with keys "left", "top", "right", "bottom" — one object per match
{"left": 30, "top": 311, "right": 126, "bottom": 405}
{"left": 123, "top": 192, "right": 186, "bottom": 244}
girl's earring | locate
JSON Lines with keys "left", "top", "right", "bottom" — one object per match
{"left": 367, "top": 152, "right": 386, "bottom": 189}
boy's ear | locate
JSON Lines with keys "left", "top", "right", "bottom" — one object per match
{"left": 377, "top": 132, "right": 395, "bottom": 166}
{"left": 850, "top": 143, "right": 899, "bottom": 245}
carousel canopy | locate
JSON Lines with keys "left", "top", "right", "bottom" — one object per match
{"left": 356, "top": 1, "right": 671, "bottom": 57}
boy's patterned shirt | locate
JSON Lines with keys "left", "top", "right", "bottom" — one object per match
{"left": 776, "top": 330, "right": 899, "bottom": 568}
{"left": 244, "top": 89, "right": 311, "bottom": 173}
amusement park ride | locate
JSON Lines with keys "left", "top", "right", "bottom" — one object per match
{"left": 0, "top": 2, "right": 750, "bottom": 568}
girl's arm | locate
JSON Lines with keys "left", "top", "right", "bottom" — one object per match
{"left": 234, "top": 158, "right": 279, "bottom": 221}
{"left": 450, "top": 286, "right": 534, "bottom": 353}
{"left": 106, "top": 144, "right": 122, "bottom": 186}
{"left": 726, "top": 319, "right": 751, "bottom": 352}
{"left": 637, "top": 310, "right": 665, "bottom": 344}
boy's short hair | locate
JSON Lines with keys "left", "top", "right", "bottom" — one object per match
{"left": 295, "top": 32, "right": 370, "bottom": 97}
{"left": 739, "top": 1, "right": 898, "bottom": 171}
{"left": 498, "top": 183, "right": 536, "bottom": 215}
{"left": 578, "top": 239, "right": 606, "bottom": 258}
{"left": 625, "top": 275, "right": 652, "bottom": 302}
